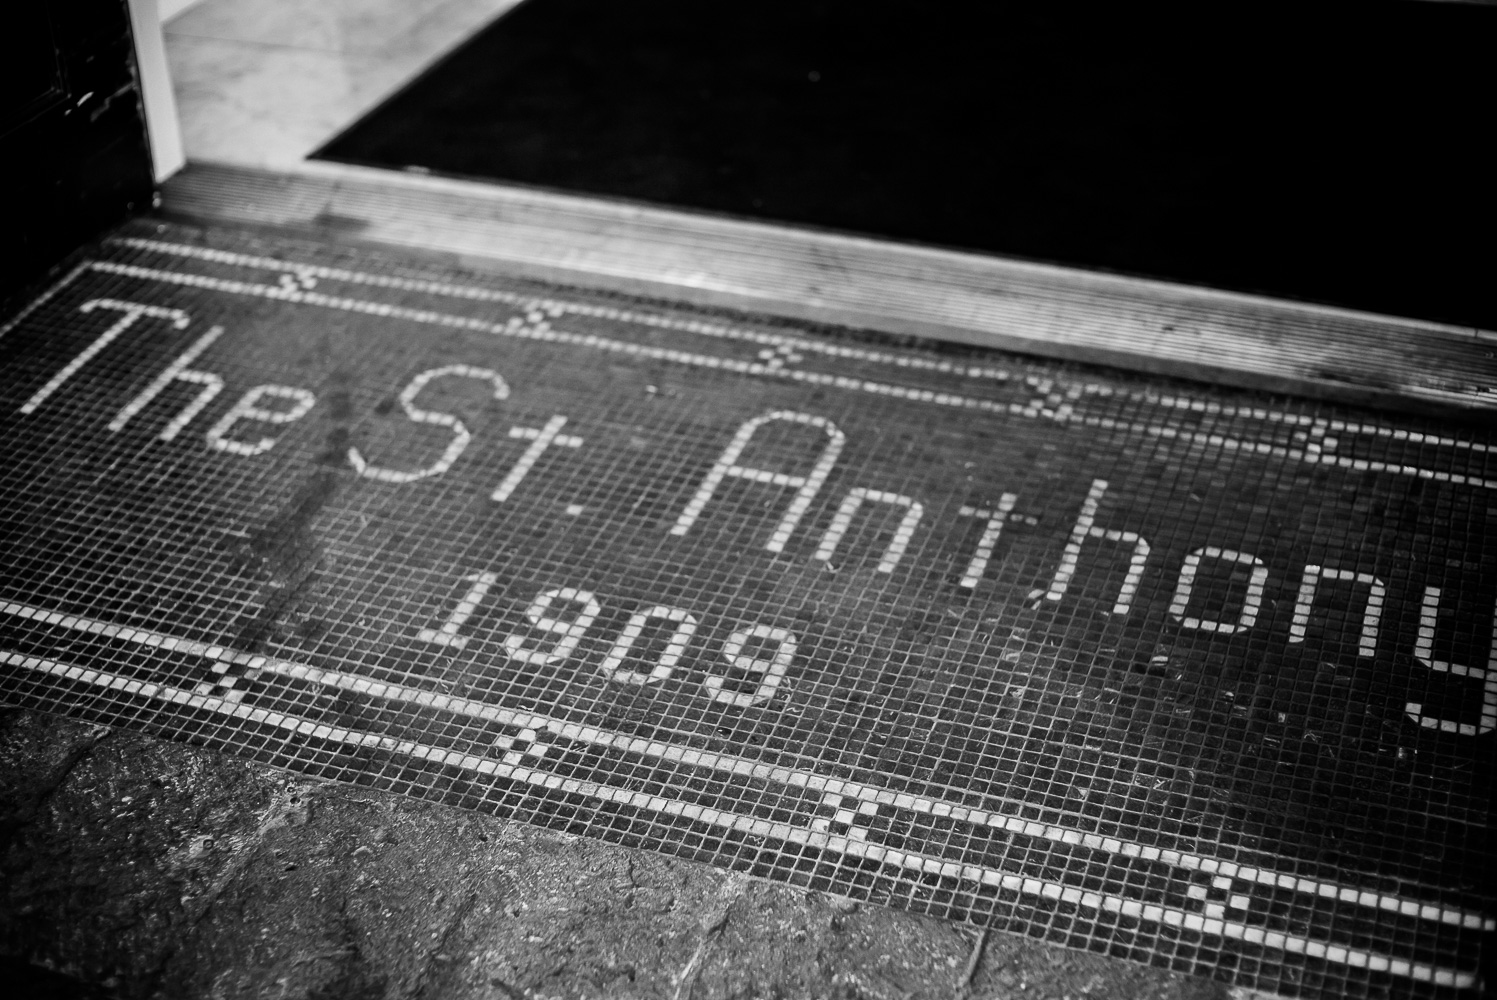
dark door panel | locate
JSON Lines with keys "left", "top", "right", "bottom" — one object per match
{"left": 2, "top": 0, "right": 153, "bottom": 301}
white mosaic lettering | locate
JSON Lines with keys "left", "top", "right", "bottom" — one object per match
{"left": 598, "top": 606, "right": 699, "bottom": 685}
{"left": 21, "top": 299, "right": 190, "bottom": 414}
{"left": 957, "top": 495, "right": 1020, "bottom": 588}
{"left": 1405, "top": 589, "right": 1497, "bottom": 736}
{"left": 91, "top": 251, "right": 1497, "bottom": 491}
{"left": 1046, "top": 479, "right": 1151, "bottom": 615}
{"left": 491, "top": 415, "right": 583, "bottom": 502}
{"left": 704, "top": 624, "right": 797, "bottom": 708}
{"left": 1168, "top": 547, "right": 1269, "bottom": 634}
{"left": 348, "top": 364, "right": 508, "bottom": 483}
{"left": 814, "top": 488, "right": 924, "bottom": 573}
{"left": 109, "top": 325, "right": 225, "bottom": 439}
{"left": 418, "top": 572, "right": 499, "bottom": 650}
{"left": 9, "top": 245, "right": 1497, "bottom": 988}
{"left": 1289, "top": 566, "right": 1386, "bottom": 657}
{"left": 670, "top": 411, "right": 845, "bottom": 551}
{"left": 503, "top": 587, "right": 600, "bottom": 666}
{"left": 205, "top": 385, "right": 317, "bottom": 456}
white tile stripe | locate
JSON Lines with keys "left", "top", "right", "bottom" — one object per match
{"left": 74, "top": 260, "right": 1497, "bottom": 491}
{"left": 2, "top": 599, "right": 1489, "bottom": 934}
{"left": 0, "top": 644, "right": 1480, "bottom": 989}
{"left": 1143, "top": 393, "right": 1494, "bottom": 456}
{"left": 107, "top": 237, "right": 1023, "bottom": 382}
{"left": 103, "top": 237, "right": 1497, "bottom": 460}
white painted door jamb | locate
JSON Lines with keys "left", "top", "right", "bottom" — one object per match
{"left": 127, "top": 0, "right": 186, "bottom": 183}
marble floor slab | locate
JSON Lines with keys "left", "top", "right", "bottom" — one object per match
{"left": 165, "top": 0, "right": 523, "bottom": 166}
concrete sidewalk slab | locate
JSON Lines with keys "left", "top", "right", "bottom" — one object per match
{"left": 0, "top": 709, "right": 1228, "bottom": 999}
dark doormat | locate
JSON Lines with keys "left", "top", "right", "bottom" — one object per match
{"left": 315, "top": 0, "right": 1495, "bottom": 330}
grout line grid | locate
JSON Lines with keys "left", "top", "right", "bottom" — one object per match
{"left": 0, "top": 220, "right": 1491, "bottom": 999}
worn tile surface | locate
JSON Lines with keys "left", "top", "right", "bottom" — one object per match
{"left": 0, "top": 220, "right": 1492, "bottom": 998}
{"left": 0, "top": 708, "right": 1231, "bottom": 999}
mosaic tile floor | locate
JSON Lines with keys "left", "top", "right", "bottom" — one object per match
{"left": 0, "top": 220, "right": 1491, "bottom": 998}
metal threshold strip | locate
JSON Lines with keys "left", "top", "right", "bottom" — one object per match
{"left": 159, "top": 160, "right": 1495, "bottom": 419}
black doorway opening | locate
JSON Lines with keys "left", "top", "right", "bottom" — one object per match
{"left": 317, "top": 1, "right": 1495, "bottom": 330}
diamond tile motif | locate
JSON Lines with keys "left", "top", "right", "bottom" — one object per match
{"left": 0, "top": 221, "right": 1491, "bottom": 997}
